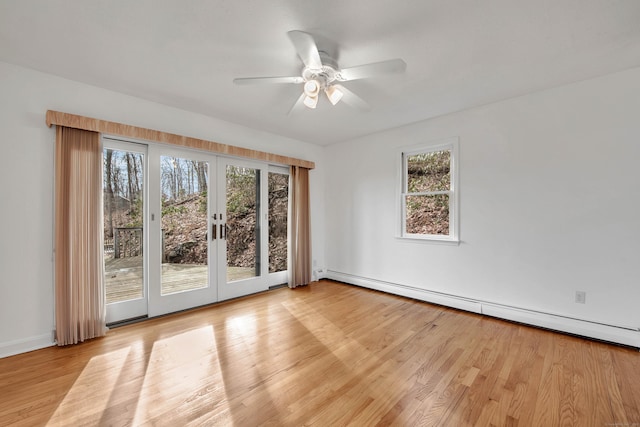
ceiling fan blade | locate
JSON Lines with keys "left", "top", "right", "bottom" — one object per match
{"left": 287, "top": 92, "right": 307, "bottom": 116}
{"left": 338, "top": 58, "right": 406, "bottom": 81}
{"left": 333, "top": 84, "right": 371, "bottom": 111}
{"left": 233, "top": 76, "right": 304, "bottom": 85}
{"left": 287, "top": 30, "right": 322, "bottom": 69}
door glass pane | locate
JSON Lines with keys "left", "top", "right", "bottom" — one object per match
{"left": 160, "top": 156, "right": 209, "bottom": 295}
{"left": 226, "top": 165, "right": 260, "bottom": 282}
{"left": 103, "top": 148, "right": 144, "bottom": 304}
{"left": 268, "top": 172, "right": 288, "bottom": 273}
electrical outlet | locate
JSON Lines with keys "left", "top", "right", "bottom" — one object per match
{"left": 575, "top": 291, "right": 586, "bottom": 304}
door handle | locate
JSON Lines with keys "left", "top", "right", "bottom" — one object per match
{"left": 212, "top": 223, "right": 217, "bottom": 240}
{"left": 220, "top": 223, "right": 226, "bottom": 240}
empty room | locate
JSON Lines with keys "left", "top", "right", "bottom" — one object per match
{"left": 1, "top": 1, "right": 639, "bottom": 425}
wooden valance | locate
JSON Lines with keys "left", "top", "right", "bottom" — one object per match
{"left": 46, "top": 110, "right": 315, "bottom": 169}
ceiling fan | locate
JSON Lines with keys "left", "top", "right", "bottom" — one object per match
{"left": 233, "top": 31, "right": 406, "bottom": 113}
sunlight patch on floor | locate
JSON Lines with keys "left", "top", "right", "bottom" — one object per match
{"left": 228, "top": 313, "right": 257, "bottom": 335}
{"left": 279, "top": 299, "right": 420, "bottom": 425}
{"left": 132, "top": 325, "right": 230, "bottom": 424}
{"left": 281, "top": 298, "right": 377, "bottom": 367}
{"left": 47, "top": 347, "right": 131, "bottom": 426}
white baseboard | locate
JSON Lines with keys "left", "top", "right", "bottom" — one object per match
{"left": 0, "top": 333, "right": 55, "bottom": 359}
{"left": 327, "top": 271, "right": 640, "bottom": 348}
{"left": 481, "top": 304, "right": 639, "bottom": 348}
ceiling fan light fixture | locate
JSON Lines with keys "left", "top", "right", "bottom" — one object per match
{"left": 303, "top": 79, "right": 320, "bottom": 97}
{"left": 303, "top": 95, "right": 318, "bottom": 109}
{"left": 325, "top": 85, "right": 344, "bottom": 105}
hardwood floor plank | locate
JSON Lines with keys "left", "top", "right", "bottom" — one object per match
{"left": 611, "top": 350, "right": 640, "bottom": 423}
{"left": 1, "top": 280, "right": 639, "bottom": 426}
{"left": 597, "top": 345, "right": 629, "bottom": 425}
{"left": 447, "top": 320, "right": 515, "bottom": 425}
{"left": 505, "top": 327, "right": 550, "bottom": 423}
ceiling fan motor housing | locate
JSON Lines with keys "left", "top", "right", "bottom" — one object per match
{"left": 302, "top": 51, "right": 341, "bottom": 89}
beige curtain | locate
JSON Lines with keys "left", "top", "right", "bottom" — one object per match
{"left": 55, "top": 126, "right": 107, "bottom": 345}
{"left": 288, "top": 166, "right": 312, "bottom": 288}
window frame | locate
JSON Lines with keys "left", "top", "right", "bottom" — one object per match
{"left": 397, "top": 137, "right": 459, "bottom": 243}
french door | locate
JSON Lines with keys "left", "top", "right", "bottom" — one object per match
{"left": 103, "top": 139, "right": 148, "bottom": 324}
{"left": 217, "top": 158, "right": 269, "bottom": 301}
{"left": 105, "top": 142, "right": 289, "bottom": 322}
{"left": 147, "top": 146, "right": 218, "bottom": 316}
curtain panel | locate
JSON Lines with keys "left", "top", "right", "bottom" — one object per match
{"left": 288, "top": 166, "right": 312, "bottom": 288}
{"left": 54, "top": 126, "right": 107, "bottom": 345}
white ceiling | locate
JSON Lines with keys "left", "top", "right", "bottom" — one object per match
{"left": 1, "top": 1, "right": 640, "bottom": 146}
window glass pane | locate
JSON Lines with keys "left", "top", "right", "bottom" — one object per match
{"left": 268, "top": 172, "right": 288, "bottom": 273}
{"left": 104, "top": 149, "right": 145, "bottom": 303}
{"left": 405, "top": 194, "right": 449, "bottom": 235}
{"left": 407, "top": 150, "right": 451, "bottom": 193}
{"left": 226, "top": 165, "right": 259, "bottom": 282}
{"left": 160, "top": 156, "right": 208, "bottom": 295}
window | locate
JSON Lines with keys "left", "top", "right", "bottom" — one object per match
{"left": 399, "top": 138, "right": 459, "bottom": 242}
{"left": 268, "top": 169, "right": 289, "bottom": 273}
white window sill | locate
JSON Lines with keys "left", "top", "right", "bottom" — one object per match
{"left": 396, "top": 235, "right": 461, "bottom": 245}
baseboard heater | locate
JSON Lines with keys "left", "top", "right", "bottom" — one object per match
{"left": 326, "top": 270, "right": 640, "bottom": 349}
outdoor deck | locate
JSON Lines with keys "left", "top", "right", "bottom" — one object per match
{"left": 105, "top": 255, "right": 254, "bottom": 304}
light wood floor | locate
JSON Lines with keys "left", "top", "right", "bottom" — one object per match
{"left": 1, "top": 280, "right": 639, "bottom": 426}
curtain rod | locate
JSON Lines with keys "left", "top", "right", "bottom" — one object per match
{"left": 46, "top": 110, "right": 315, "bottom": 169}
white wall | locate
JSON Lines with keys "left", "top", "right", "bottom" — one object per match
{"left": 325, "top": 67, "right": 640, "bottom": 345}
{"left": 0, "top": 61, "right": 326, "bottom": 357}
